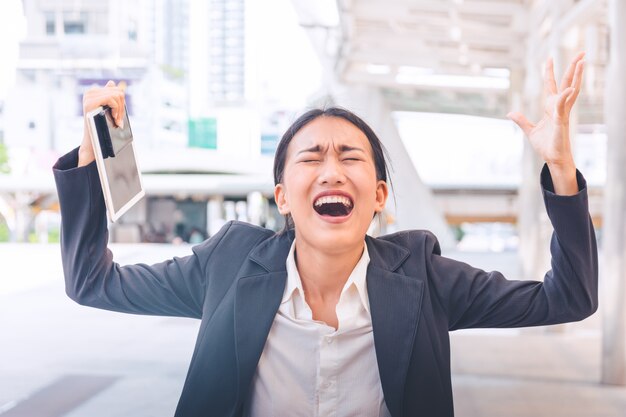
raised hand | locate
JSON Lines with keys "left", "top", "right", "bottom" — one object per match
{"left": 78, "top": 80, "right": 127, "bottom": 167}
{"left": 507, "top": 52, "right": 585, "bottom": 195}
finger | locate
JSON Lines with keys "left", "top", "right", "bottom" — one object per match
{"left": 105, "top": 80, "right": 116, "bottom": 88}
{"left": 118, "top": 93, "right": 126, "bottom": 128}
{"left": 544, "top": 58, "right": 557, "bottom": 95}
{"left": 571, "top": 59, "right": 585, "bottom": 95}
{"left": 559, "top": 51, "right": 585, "bottom": 91}
{"left": 108, "top": 99, "right": 118, "bottom": 121}
{"left": 556, "top": 87, "right": 574, "bottom": 117}
{"left": 113, "top": 93, "right": 125, "bottom": 127}
{"left": 507, "top": 112, "right": 534, "bottom": 136}
{"left": 565, "top": 60, "right": 584, "bottom": 109}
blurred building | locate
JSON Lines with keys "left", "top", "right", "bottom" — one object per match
{"left": 0, "top": 0, "right": 286, "bottom": 243}
{"left": 1, "top": 0, "right": 610, "bottom": 246}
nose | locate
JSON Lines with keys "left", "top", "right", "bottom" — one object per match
{"left": 318, "top": 157, "right": 346, "bottom": 185}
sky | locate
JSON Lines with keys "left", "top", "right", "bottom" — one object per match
{"left": 0, "top": 0, "right": 25, "bottom": 99}
{"left": 253, "top": 0, "right": 322, "bottom": 106}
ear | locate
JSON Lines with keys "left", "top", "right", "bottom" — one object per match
{"left": 274, "top": 184, "right": 290, "bottom": 215}
{"left": 374, "top": 180, "right": 388, "bottom": 213}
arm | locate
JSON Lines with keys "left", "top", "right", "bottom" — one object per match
{"left": 54, "top": 146, "right": 231, "bottom": 319}
{"left": 54, "top": 80, "right": 223, "bottom": 318}
{"left": 429, "top": 52, "right": 597, "bottom": 330}
{"left": 427, "top": 166, "right": 597, "bottom": 330}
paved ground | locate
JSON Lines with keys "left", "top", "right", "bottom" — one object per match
{"left": 0, "top": 243, "right": 624, "bottom": 417}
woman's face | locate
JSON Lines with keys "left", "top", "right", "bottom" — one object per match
{"left": 274, "top": 116, "right": 388, "bottom": 253}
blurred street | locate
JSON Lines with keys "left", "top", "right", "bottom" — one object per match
{"left": 1, "top": 243, "right": 624, "bottom": 417}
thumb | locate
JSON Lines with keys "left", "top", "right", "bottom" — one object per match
{"left": 507, "top": 112, "right": 533, "bottom": 136}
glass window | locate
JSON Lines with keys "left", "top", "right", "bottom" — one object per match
{"left": 44, "top": 11, "right": 55, "bottom": 35}
{"left": 63, "top": 11, "right": 87, "bottom": 34}
{"left": 128, "top": 19, "right": 137, "bottom": 41}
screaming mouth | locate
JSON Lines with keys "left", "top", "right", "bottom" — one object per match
{"left": 313, "top": 195, "right": 354, "bottom": 217}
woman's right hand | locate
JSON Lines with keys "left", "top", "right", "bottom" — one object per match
{"left": 78, "top": 80, "right": 127, "bottom": 167}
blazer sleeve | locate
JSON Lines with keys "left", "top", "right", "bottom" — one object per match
{"left": 53, "top": 147, "right": 231, "bottom": 319}
{"left": 426, "top": 165, "right": 598, "bottom": 331}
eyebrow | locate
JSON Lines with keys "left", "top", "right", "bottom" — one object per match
{"left": 296, "top": 144, "right": 365, "bottom": 155}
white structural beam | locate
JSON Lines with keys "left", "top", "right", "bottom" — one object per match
{"left": 533, "top": 0, "right": 606, "bottom": 62}
{"left": 342, "top": 70, "right": 510, "bottom": 94}
{"left": 348, "top": 0, "right": 527, "bottom": 19}
{"left": 348, "top": 44, "right": 522, "bottom": 67}
{"left": 601, "top": 0, "right": 626, "bottom": 386}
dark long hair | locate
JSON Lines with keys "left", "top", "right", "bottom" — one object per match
{"left": 273, "top": 107, "right": 392, "bottom": 230}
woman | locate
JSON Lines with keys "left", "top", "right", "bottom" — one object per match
{"left": 54, "top": 52, "right": 596, "bottom": 417}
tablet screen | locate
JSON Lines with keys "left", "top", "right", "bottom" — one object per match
{"left": 87, "top": 106, "right": 145, "bottom": 222}
{"left": 102, "top": 136, "right": 142, "bottom": 214}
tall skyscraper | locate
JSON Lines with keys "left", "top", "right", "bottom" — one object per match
{"left": 207, "top": 0, "right": 246, "bottom": 103}
{"left": 161, "top": 0, "right": 189, "bottom": 82}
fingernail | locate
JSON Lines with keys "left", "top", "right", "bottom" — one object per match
{"left": 119, "top": 119, "right": 124, "bottom": 129}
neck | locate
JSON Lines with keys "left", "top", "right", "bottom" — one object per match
{"left": 294, "top": 237, "right": 365, "bottom": 303}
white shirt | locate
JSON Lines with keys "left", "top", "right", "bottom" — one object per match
{"left": 243, "top": 240, "right": 392, "bottom": 417}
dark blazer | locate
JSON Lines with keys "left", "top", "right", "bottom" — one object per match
{"left": 53, "top": 147, "right": 598, "bottom": 417}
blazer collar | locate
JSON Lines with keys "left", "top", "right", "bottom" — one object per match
{"left": 248, "top": 230, "right": 411, "bottom": 273}
{"left": 364, "top": 234, "right": 410, "bottom": 272}
{"left": 248, "top": 229, "right": 294, "bottom": 272}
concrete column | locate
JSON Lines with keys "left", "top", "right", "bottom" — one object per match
{"left": 330, "top": 85, "right": 456, "bottom": 249}
{"left": 517, "top": 58, "right": 546, "bottom": 285}
{"left": 601, "top": 0, "right": 626, "bottom": 386}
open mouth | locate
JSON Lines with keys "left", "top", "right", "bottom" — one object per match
{"left": 313, "top": 195, "right": 354, "bottom": 217}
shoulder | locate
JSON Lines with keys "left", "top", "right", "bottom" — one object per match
{"left": 191, "top": 220, "right": 276, "bottom": 256}
{"left": 221, "top": 220, "right": 275, "bottom": 239}
{"left": 375, "top": 229, "right": 442, "bottom": 256}
{"left": 190, "top": 221, "right": 284, "bottom": 281}
{"left": 201, "top": 220, "right": 276, "bottom": 250}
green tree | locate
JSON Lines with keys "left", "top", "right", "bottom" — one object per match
{"left": 0, "top": 143, "right": 9, "bottom": 174}
{"left": 0, "top": 219, "right": 9, "bottom": 242}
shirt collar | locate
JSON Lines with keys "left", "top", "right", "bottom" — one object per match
{"left": 282, "top": 239, "right": 372, "bottom": 314}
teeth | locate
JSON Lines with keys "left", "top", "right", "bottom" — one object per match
{"left": 314, "top": 195, "right": 352, "bottom": 207}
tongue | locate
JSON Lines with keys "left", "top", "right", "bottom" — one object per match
{"left": 315, "top": 202, "right": 350, "bottom": 217}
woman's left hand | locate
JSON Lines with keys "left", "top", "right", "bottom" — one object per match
{"left": 507, "top": 52, "right": 585, "bottom": 195}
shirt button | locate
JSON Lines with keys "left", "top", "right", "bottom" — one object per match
{"left": 326, "top": 337, "right": 333, "bottom": 344}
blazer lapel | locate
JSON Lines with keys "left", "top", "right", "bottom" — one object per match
{"left": 234, "top": 272, "right": 286, "bottom": 401}
{"left": 366, "top": 236, "right": 425, "bottom": 417}
{"left": 234, "top": 231, "right": 293, "bottom": 409}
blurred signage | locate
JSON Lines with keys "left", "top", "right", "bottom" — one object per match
{"left": 188, "top": 118, "right": 217, "bottom": 149}
{"left": 261, "top": 134, "right": 279, "bottom": 155}
{"left": 260, "top": 109, "right": 291, "bottom": 156}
